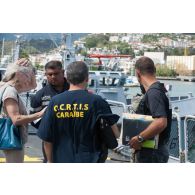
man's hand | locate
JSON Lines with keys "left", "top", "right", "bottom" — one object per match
{"left": 37, "top": 106, "right": 48, "bottom": 119}
{"left": 129, "top": 136, "right": 142, "bottom": 150}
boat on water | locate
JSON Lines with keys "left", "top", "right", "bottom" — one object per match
{"left": 123, "top": 76, "right": 139, "bottom": 87}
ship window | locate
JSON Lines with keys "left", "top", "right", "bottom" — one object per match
{"left": 110, "top": 73, "right": 119, "bottom": 76}
{"left": 66, "top": 54, "right": 70, "bottom": 60}
{"left": 89, "top": 72, "right": 95, "bottom": 75}
{"left": 88, "top": 79, "right": 95, "bottom": 87}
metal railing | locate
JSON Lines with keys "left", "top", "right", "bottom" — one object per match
{"left": 184, "top": 115, "right": 195, "bottom": 163}
{"left": 168, "top": 112, "right": 183, "bottom": 162}
{"left": 106, "top": 100, "right": 127, "bottom": 113}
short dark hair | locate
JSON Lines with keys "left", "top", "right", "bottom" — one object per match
{"left": 66, "top": 61, "right": 88, "bottom": 85}
{"left": 45, "top": 60, "right": 63, "bottom": 70}
{"left": 135, "top": 57, "right": 156, "bottom": 75}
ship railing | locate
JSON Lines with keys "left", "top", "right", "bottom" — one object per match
{"left": 184, "top": 115, "right": 195, "bottom": 163}
{"left": 106, "top": 99, "right": 128, "bottom": 143}
{"left": 168, "top": 112, "right": 183, "bottom": 162}
{"left": 106, "top": 100, "right": 132, "bottom": 162}
{"left": 106, "top": 100, "right": 184, "bottom": 162}
{"left": 106, "top": 100, "right": 127, "bottom": 112}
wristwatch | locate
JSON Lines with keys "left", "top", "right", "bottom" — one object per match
{"left": 137, "top": 135, "right": 144, "bottom": 143}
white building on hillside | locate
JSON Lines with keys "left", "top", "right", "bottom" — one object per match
{"left": 109, "top": 36, "right": 119, "bottom": 42}
{"left": 144, "top": 52, "right": 165, "bottom": 64}
{"left": 159, "top": 38, "right": 173, "bottom": 47}
{"left": 29, "top": 54, "right": 47, "bottom": 66}
{"left": 74, "top": 40, "right": 85, "bottom": 49}
{"left": 121, "top": 36, "right": 130, "bottom": 43}
{"left": 46, "top": 53, "right": 62, "bottom": 62}
{"left": 166, "top": 56, "right": 195, "bottom": 71}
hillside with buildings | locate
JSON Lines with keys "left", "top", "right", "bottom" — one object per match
{"left": 1, "top": 33, "right": 195, "bottom": 76}
{"left": 80, "top": 33, "right": 195, "bottom": 76}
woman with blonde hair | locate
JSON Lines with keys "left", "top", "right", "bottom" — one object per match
{"left": 0, "top": 58, "right": 46, "bottom": 163}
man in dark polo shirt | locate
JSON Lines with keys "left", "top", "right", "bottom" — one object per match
{"left": 30, "top": 60, "right": 69, "bottom": 162}
{"left": 37, "top": 61, "right": 119, "bottom": 163}
{"left": 129, "top": 57, "right": 172, "bottom": 163}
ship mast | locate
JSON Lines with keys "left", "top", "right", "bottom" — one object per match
{"left": 13, "top": 35, "right": 22, "bottom": 62}
{"left": 1, "top": 38, "right": 4, "bottom": 59}
{"left": 61, "top": 33, "right": 75, "bottom": 70}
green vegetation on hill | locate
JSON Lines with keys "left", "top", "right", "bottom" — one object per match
{"left": 18, "top": 39, "right": 56, "bottom": 58}
{"left": 142, "top": 34, "right": 158, "bottom": 43}
{"left": 0, "top": 39, "right": 58, "bottom": 57}
{"left": 84, "top": 34, "right": 110, "bottom": 48}
{"left": 156, "top": 65, "right": 177, "bottom": 77}
{"left": 83, "top": 34, "right": 134, "bottom": 56}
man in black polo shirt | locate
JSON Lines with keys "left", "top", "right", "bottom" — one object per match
{"left": 129, "top": 57, "right": 172, "bottom": 163}
{"left": 30, "top": 60, "right": 69, "bottom": 162}
{"left": 37, "top": 61, "right": 119, "bottom": 163}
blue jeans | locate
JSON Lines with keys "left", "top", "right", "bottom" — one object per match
{"left": 135, "top": 145, "right": 169, "bottom": 163}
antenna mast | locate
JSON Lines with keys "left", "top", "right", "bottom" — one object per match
{"left": 13, "top": 35, "right": 22, "bottom": 62}
{"left": 1, "top": 38, "right": 4, "bottom": 59}
{"left": 61, "top": 33, "right": 75, "bottom": 70}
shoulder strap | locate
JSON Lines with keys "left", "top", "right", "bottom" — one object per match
{"left": 0, "top": 85, "right": 9, "bottom": 113}
{"left": 0, "top": 85, "right": 19, "bottom": 113}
